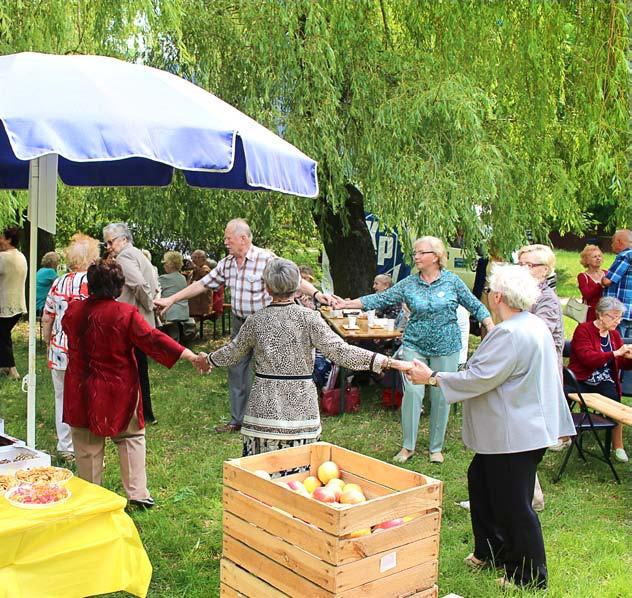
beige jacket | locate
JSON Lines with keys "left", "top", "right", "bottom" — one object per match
{"left": 115, "top": 244, "right": 159, "bottom": 327}
{"left": 0, "top": 248, "right": 27, "bottom": 317}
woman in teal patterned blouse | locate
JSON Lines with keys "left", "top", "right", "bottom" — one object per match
{"left": 338, "top": 236, "right": 494, "bottom": 464}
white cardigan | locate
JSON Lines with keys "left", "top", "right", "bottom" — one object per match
{"left": 0, "top": 248, "right": 27, "bottom": 318}
{"left": 439, "top": 311, "right": 575, "bottom": 454}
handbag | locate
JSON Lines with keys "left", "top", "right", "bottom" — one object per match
{"left": 563, "top": 297, "right": 588, "bottom": 323}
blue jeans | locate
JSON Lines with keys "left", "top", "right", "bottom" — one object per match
{"left": 399, "top": 346, "right": 460, "bottom": 454}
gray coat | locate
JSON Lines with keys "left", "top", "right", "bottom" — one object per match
{"left": 439, "top": 311, "right": 575, "bottom": 454}
{"left": 115, "top": 244, "right": 159, "bottom": 327}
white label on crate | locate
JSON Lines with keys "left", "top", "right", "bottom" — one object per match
{"left": 379, "top": 551, "right": 397, "bottom": 573}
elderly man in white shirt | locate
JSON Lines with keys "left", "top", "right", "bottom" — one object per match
{"left": 407, "top": 264, "right": 575, "bottom": 591}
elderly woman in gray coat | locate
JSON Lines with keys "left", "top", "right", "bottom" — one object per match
{"left": 407, "top": 265, "right": 575, "bottom": 591}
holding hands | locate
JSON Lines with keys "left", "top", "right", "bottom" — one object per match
{"left": 153, "top": 296, "right": 174, "bottom": 316}
{"left": 405, "top": 359, "right": 433, "bottom": 385}
{"left": 614, "top": 344, "right": 632, "bottom": 359}
{"left": 180, "top": 349, "right": 212, "bottom": 374}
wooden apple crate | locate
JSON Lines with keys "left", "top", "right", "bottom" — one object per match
{"left": 220, "top": 442, "right": 442, "bottom": 597}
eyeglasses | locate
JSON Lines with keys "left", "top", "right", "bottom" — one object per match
{"left": 412, "top": 250, "right": 435, "bottom": 257}
{"left": 104, "top": 235, "right": 123, "bottom": 247}
{"left": 518, "top": 262, "right": 545, "bottom": 269}
{"left": 601, "top": 313, "right": 623, "bottom": 322}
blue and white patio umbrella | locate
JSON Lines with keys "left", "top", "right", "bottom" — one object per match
{"left": 0, "top": 52, "right": 319, "bottom": 447}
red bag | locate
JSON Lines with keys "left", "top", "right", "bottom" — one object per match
{"left": 320, "top": 386, "right": 360, "bottom": 416}
{"left": 382, "top": 388, "right": 403, "bottom": 409}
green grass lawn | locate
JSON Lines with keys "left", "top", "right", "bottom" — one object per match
{"left": 1, "top": 322, "right": 631, "bottom": 598}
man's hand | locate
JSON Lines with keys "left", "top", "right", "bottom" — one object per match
{"left": 601, "top": 277, "right": 612, "bottom": 288}
{"left": 153, "top": 296, "right": 174, "bottom": 316}
{"left": 405, "top": 359, "right": 433, "bottom": 385}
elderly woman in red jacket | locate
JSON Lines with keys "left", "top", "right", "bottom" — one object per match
{"left": 568, "top": 296, "right": 632, "bottom": 463}
{"left": 63, "top": 259, "right": 206, "bottom": 508}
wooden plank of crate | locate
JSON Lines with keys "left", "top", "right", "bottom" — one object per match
{"left": 220, "top": 582, "right": 240, "bottom": 597}
{"left": 338, "top": 561, "right": 437, "bottom": 598}
{"left": 221, "top": 558, "right": 288, "bottom": 597}
{"left": 332, "top": 445, "right": 429, "bottom": 490}
{"left": 405, "top": 585, "right": 438, "bottom": 598}
{"left": 223, "top": 535, "right": 334, "bottom": 598}
{"left": 335, "top": 535, "right": 438, "bottom": 593}
{"left": 309, "top": 442, "right": 333, "bottom": 476}
{"left": 223, "top": 486, "right": 339, "bottom": 563}
{"left": 229, "top": 443, "right": 314, "bottom": 474}
{"left": 335, "top": 509, "right": 441, "bottom": 565}
{"left": 336, "top": 484, "right": 442, "bottom": 535}
{"left": 338, "top": 560, "right": 438, "bottom": 598}
{"left": 224, "top": 461, "right": 341, "bottom": 533}
{"left": 224, "top": 510, "right": 338, "bottom": 592}
{"left": 339, "top": 471, "right": 394, "bottom": 499}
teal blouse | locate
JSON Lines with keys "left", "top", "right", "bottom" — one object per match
{"left": 360, "top": 270, "right": 490, "bottom": 356}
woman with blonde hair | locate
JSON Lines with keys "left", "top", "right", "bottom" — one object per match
{"left": 517, "top": 244, "right": 564, "bottom": 363}
{"left": 337, "top": 236, "right": 494, "bottom": 464}
{"left": 158, "top": 251, "right": 189, "bottom": 324}
{"left": 577, "top": 244, "right": 606, "bottom": 322}
{"left": 42, "top": 233, "right": 100, "bottom": 462}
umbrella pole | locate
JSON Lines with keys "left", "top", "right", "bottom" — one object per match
{"left": 25, "top": 159, "right": 40, "bottom": 448}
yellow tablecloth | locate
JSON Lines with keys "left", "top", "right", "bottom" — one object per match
{"left": 0, "top": 477, "right": 152, "bottom": 598}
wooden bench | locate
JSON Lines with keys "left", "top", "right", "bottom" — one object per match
{"left": 567, "top": 393, "right": 632, "bottom": 427}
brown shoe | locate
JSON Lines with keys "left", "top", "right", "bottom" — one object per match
{"left": 214, "top": 423, "right": 241, "bottom": 433}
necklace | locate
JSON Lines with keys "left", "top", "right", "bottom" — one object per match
{"left": 586, "top": 269, "right": 603, "bottom": 283}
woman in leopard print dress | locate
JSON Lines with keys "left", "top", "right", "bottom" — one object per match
{"left": 208, "top": 258, "right": 411, "bottom": 457}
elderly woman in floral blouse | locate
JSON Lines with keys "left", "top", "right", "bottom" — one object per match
{"left": 337, "top": 236, "right": 494, "bottom": 464}
{"left": 205, "top": 258, "right": 411, "bottom": 457}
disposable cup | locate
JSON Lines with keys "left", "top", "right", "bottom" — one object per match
{"left": 348, "top": 315, "right": 357, "bottom": 328}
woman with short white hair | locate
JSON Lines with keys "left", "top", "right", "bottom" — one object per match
{"left": 206, "top": 258, "right": 411, "bottom": 457}
{"left": 406, "top": 264, "right": 575, "bottom": 590}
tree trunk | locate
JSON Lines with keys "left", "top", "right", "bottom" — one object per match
{"left": 316, "top": 184, "right": 376, "bottom": 298}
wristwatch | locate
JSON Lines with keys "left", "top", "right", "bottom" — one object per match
{"left": 428, "top": 371, "right": 439, "bottom": 386}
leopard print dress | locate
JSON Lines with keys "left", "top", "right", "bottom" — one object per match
{"left": 210, "top": 303, "right": 387, "bottom": 448}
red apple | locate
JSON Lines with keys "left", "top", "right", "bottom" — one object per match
{"left": 375, "top": 518, "right": 404, "bottom": 530}
{"left": 317, "top": 461, "right": 340, "bottom": 484}
{"left": 339, "top": 488, "right": 366, "bottom": 505}
{"left": 312, "top": 486, "right": 337, "bottom": 503}
{"left": 326, "top": 478, "right": 345, "bottom": 500}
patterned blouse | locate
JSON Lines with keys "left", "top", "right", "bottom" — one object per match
{"left": 43, "top": 271, "right": 89, "bottom": 370}
{"left": 360, "top": 270, "right": 490, "bottom": 357}
{"left": 210, "top": 303, "right": 387, "bottom": 440}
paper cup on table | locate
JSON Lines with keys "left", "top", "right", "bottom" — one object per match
{"left": 332, "top": 309, "right": 342, "bottom": 318}
{"left": 367, "top": 312, "right": 375, "bottom": 327}
{"left": 385, "top": 319, "right": 395, "bottom": 331}
{"left": 348, "top": 315, "right": 357, "bottom": 328}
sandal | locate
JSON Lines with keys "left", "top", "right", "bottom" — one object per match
{"left": 464, "top": 553, "right": 488, "bottom": 570}
{"left": 392, "top": 449, "right": 415, "bottom": 463}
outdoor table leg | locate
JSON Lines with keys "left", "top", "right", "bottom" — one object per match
{"left": 339, "top": 366, "right": 346, "bottom": 414}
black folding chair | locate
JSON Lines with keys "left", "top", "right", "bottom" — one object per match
{"left": 555, "top": 367, "right": 620, "bottom": 483}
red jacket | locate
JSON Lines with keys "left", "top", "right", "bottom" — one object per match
{"left": 62, "top": 297, "right": 184, "bottom": 436}
{"left": 577, "top": 271, "right": 606, "bottom": 322}
{"left": 568, "top": 321, "right": 632, "bottom": 398}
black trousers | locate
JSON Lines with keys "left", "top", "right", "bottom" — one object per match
{"left": 469, "top": 448, "right": 548, "bottom": 589}
{"left": 134, "top": 348, "right": 155, "bottom": 422}
{"left": 0, "top": 314, "right": 22, "bottom": 368}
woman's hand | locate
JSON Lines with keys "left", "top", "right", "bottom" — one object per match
{"left": 154, "top": 296, "right": 174, "bottom": 316}
{"left": 614, "top": 344, "right": 632, "bottom": 358}
{"left": 405, "top": 359, "right": 432, "bottom": 385}
{"left": 390, "top": 359, "right": 413, "bottom": 372}
{"left": 180, "top": 349, "right": 211, "bottom": 374}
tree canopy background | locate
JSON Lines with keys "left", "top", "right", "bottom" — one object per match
{"left": 0, "top": 0, "right": 629, "bottom": 294}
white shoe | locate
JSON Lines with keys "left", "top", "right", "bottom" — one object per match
{"left": 393, "top": 449, "right": 415, "bottom": 463}
{"left": 429, "top": 452, "right": 444, "bottom": 464}
{"left": 458, "top": 500, "right": 471, "bottom": 511}
{"left": 548, "top": 439, "right": 571, "bottom": 452}
{"left": 614, "top": 448, "right": 629, "bottom": 463}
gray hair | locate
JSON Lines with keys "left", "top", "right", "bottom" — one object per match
{"left": 517, "top": 244, "right": 556, "bottom": 276}
{"left": 103, "top": 222, "right": 133, "bottom": 243}
{"left": 414, "top": 236, "right": 448, "bottom": 268}
{"left": 374, "top": 274, "right": 393, "bottom": 288}
{"left": 227, "top": 218, "right": 252, "bottom": 240}
{"left": 263, "top": 258, "right": 301, "bottom": 297}
{"left": 595, "top": 296, "right": 625, "bottom": 315}
{"left": 41, "top": 251, "right": 60, "bottom": 268}
{"left": 489, "top": 264, "right": 540, "bottom": 311}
